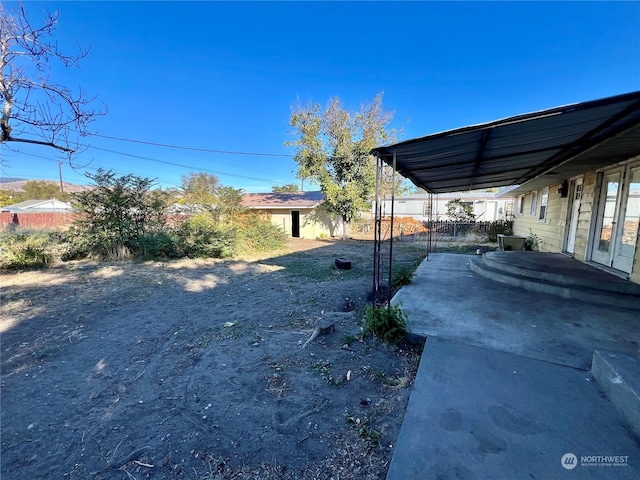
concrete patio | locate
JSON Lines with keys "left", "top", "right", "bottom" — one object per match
{"left": 388, "top": 252, "right": 640, "bottom": 479}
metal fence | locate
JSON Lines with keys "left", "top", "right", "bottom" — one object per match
{"left": 428, "top": 220, "right": 512, "bottom": 239}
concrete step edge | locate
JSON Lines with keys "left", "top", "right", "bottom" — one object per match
{"left": 591, "top": 351, "right": 640, "bottom": 439}
{"left": 481, "top": 254, "right": 638, "bottom": 294}
{"left": 469, "top": 258, "right": 640, "bottom": 310}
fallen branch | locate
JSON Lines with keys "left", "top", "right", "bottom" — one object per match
{"left": 302, "top": 315, "right": 336, "bottom": 349}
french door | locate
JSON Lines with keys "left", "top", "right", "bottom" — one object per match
{"left": 612, "top": 166, "right": 640, "bottom": 272}
{"left": 591, "top": 164, "right": 640, "bottom": 274}
{"left": 565, "top": 177, "right": 583, "bottom": 255}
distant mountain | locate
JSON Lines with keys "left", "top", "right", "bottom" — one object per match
{"left": 0, "top": 179, "right": 90, "bottom": 193}
{"left": 0, "top": 177, "right": 27, "bottom": 184}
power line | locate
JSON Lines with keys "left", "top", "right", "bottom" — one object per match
{"left": 2, "top": 135, "right": 295, "bottom": 188}
{"left": 85, "top": 145, "right": 281, "bottom": 184}
{"left": 90, "top": 133, "right": 293, "bottom": 158}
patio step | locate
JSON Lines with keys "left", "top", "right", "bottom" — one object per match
{"left": 469, "top": 252, "right": 640, "bottom": 310}
{"left": 591, "top": 350, "right": 640, "bottom": 439}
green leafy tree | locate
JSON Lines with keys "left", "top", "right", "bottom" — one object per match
{"left": 216, "top": 186, "right": 246, "bottom": 221}
{"left": 446, "top": 199, "right": 475, "bottom": 223}
{"left": 180, "top": 172, "right": 219, "bottom": 207}
{"left": 23, "top": 180, "right": 69, "bottom": 201}
{"left": 155, "top": 186, "right": 179, "bottom": 203}
{"left": 71, "top": 169, "right": 168, "bottom": 259}
{"left": 377, "top": 165, "right": 414, "bottom": 199}
{"left": 287, "top": 93, "right": 396, "bottom": 238}
{"left": 271, "top": 184, "right": 299, "bottom": 193}
{"left": 0, "top": 189, "right": 24, "bottom": 206}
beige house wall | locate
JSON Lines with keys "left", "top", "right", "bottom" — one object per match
{"left": 513, "top": 160, "right": 640, "bottom": 285}
{"left": 573, "top": 172, "right": 598, "bottom": 261}
{"left": 513, "top": 185, "right": 567, "bottom": 252}
{"left": 260, "top": 206, "right": 340, "bottom": 239}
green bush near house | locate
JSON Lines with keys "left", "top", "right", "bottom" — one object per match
{"left": 363, "top": 303, "right": 407, "bottom": 343}
{"left": 392, "top": 264, "right": 416, "bottom": 288}
{"left": 486, "top": 220, "right": 513, "bottom": 242}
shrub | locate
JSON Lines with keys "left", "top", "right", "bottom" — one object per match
{"left": 486, "top": 220, "right": 513, "bottom": 242}
{"left": 0, "top": 233, "right": 55, "bottom": 269}
{"left": 234, "top": 213, "right": 287, "bottom": 252}
{"left": 363, "top": 303, "right": 407, "bottom": 343}
{"left": 71, "top": 169, "right": 169, "bottom": 259}
{"left": 136, "top": 231, "right": 179, "bottom": 260}
{"left": 173, "top": 213, "right": 237, "bottom": 258}
{"left": 392, "top": 264, "right": 415, "bottom": 288}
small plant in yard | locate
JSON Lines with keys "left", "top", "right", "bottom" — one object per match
{"left": 341, "top": 334, "right": 358, "bottom": 346}
{"left": 392, "top": 264, "right": 415, "bottom": 288}
{"left": 310, "top": 360, "right": 343, "bottom": 386}
{"left": 363, "top": 303, "right": 407, "bottom": 343}
{"left": 346, "top": 414, "right": 382, "bottom": 449}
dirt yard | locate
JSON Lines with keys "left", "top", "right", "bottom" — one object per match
{"left": 1, "top": 238, "right": 428, "bottom": 479}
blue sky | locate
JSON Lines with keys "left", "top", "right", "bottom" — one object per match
{"left": 1, "top": 1, "right": 639, "bottom": 192}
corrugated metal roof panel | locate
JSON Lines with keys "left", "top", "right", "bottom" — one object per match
{"left": 372, "top": 91, "right": 640, "bottom": 194}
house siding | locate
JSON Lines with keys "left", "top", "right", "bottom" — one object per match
{"left": 513, "top": 160, "right": 640, "bottom": 285}
{"left": 631, "top": 249, "right": 640, "bottom": 285}
{"left": 574, "top": 172, "right": 598, "bottom": 261}
{"left": 513, "top": 186, "right": 563, "bottom": 252}
{"left": 262, "top": 207, "right": 339, "bottom": 239}
{"left": 379, "top": 192, "right": 516, "bottom": 222}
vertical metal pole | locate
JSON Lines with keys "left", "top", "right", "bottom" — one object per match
{"left": 372, "top": 155, "right": 382, "bottom": 304}
{"left": 387, "top": 151, "right": 397, "bottom": 307}
{"left": 428, "top": 192, "right": 434, "bottom": 254}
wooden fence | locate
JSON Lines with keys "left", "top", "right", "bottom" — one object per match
{"left": 0, "top": 211, "right": 77, "bottom": 230}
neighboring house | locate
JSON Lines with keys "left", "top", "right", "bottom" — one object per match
{"left": 1, "top": 198, "right": 73, "bottom": 212}
{"left": 377, "top": 188, "right": 516, "bottom": 222}
{"left": 372, "top": 91, "right": 640, "bottom": 285}
{"left": 1, "top": 198, "right": 75, "bottom": 229}
{"left": 242, "top": 191, "right": 342, "bottom": 238}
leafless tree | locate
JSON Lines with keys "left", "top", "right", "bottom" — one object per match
{"left": 0, "top": 3, "right": 105, "bottom": 154}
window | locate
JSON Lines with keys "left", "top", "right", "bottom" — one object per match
{"left": 517, "top": 196, "right": 524, "bottom": 215}
{"left": 538, "top": 187, "right": 549, "bottom": 222}
{"left": 530, "top": 191, "right": 538, "bottom": 215}
{"left": 423, "top": 202, "right": 432, "bottom": 217}
{"left": 505, "top": 202, "right": 514, "bottom": 219}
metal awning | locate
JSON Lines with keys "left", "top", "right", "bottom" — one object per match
{"left": 371, "top": 91, "right": 640, "bottom": 194}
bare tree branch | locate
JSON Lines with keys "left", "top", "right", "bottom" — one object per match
{"left": 0, "top": 3, "right": 106, "bottom": 154}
